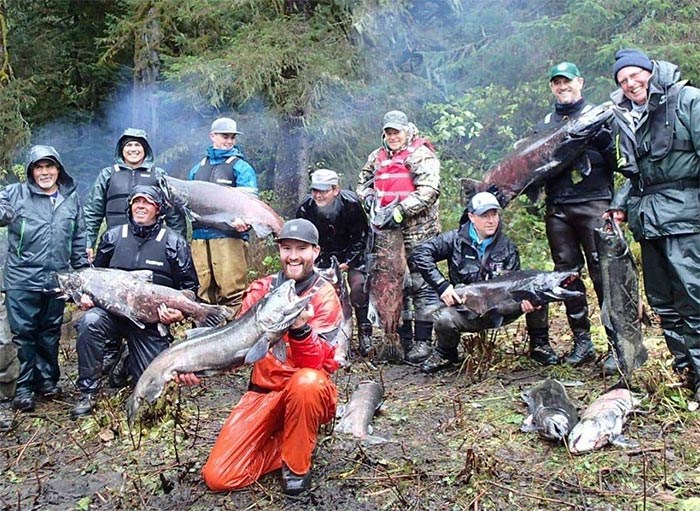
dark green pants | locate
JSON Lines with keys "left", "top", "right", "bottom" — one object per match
{"left": 5, "top": 290, "right": 65, "bottom": 395}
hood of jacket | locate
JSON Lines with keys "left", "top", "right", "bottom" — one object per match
{"left": 205, "top": 144, "right": 246, "bottom": 166}
{"left": 25, "top": 145, "right": 76, "bottom": 195}
{"left": 114, "top": 128, "right": 155, "bottom": 167}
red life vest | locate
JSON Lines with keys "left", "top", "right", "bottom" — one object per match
{"left": 374, "top": 138, "right": 434, "bottom": 206}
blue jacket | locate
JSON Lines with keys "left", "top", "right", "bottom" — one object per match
{"left": 188, "top": 145, "right": 258, "bottom": 240}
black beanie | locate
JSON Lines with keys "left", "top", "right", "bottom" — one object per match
{"left": 613, "top": 49, "right": 653, "bottom": 82}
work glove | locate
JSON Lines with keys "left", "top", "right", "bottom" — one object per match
{"left": 362, "top": 193, "right": 375, "bottom": 214}
{"left": 591, "top": 125, "right": 613, "bottom": 152}
{"left": 377, "top": 205, "right": 404, "bottom": 230}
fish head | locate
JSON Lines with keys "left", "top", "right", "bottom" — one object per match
{"left": 537, "top": 411, "right": 572, "bottom": 442}
{"left": 595, "top": 218, "right": 629, "bottom": 257}
{"left": 159, "top": 176, "right": 188, "bottom": 209}
{"left": 511, "top": 271, "right": 583, "bottom": 304}
{"left": 54, "top": 270, "right": 85, "bottom": 302}
{"left": 567, "top": 102, "right": 614, "bottom": 138}
{"left": 257, "top": 280, "right": 315, "bottom": 333}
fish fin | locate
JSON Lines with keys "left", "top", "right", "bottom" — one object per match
{"left": 129, "top": 270, "right": 154, "bottom": 282}
{"left": 335, "top": 404, "right": 345, "bottom": 418}
{"left": 610, "top": 434, "right": 639, "bottom": 449}
{"left": 367, "top": 301, "right": 380, "bottom": 327}
{"left": 520, "top": 415, "right": 536, "bottom": 433}
{"left": 271, "top": 340, "right": 287, "bottom": 363}
{"left": 195, "top": 305, "right": 233, "bottom": 328}
{"left": 129, "top": 317, "right": 146, "bottom": 330}
{"left": 190, "top": 211, "right": 203, "bottom": 222}
{"left": 184, "top": 326, "right": 213, "bottom": 339}
{"left": 157, "top": 323, "right": 168, "bottom": 336}
{"left": 485, "top": 309, "right": 504, "bottom": 328}
{"left": 361, "top": 434, "right": 389, "bottom": 445}
{"left": 244, "top": 337, "right": 271, "bottom": 365}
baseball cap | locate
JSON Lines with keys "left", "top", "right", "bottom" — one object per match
{"left": 549, "top": 62, "right": 581, "bottom": 81}
{"left": 310, "top": 169, "right": 339, "bottom": 191}
{"left": 210, "top": 117, "right": 242, "bottom": 135}
{"left": 382, "top": 110, "right": 410, "bottom": 131}
{"left": 468, "top": 192, "right": 501, "bottom": 216}
{"left": 275, "top": 219, "right": 319, "bottom": 246}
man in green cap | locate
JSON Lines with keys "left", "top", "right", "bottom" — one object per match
{"left": 531, "top": 62, "right": 616, "bottom": 371}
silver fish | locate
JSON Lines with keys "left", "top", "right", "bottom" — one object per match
{"left": 521, "top": 379, "right": 579, "bottom": 442}
{"left": 318, "top": 257, "right": 352, "bottom": 367}
{"left": 335, "top": 380, "right": 385, "bottom": 443}
{"left": 126, "top": 279, "right": 312, "bottom": 424}
{"left": 55, "top": 268, "right": 231, "bottom": 334}
{"left": 568, "top": 388, "right": 639, "bottom": 454}
{"left": 160, "top": 176, "right": 284, "bottom": 237}
{"left": 594, "top": 218, "right": 648, "bottom": 381}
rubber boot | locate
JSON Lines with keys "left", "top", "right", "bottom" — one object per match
{"left": 0, "top": 401, "right": 15, "bottom": 432}
{"left": 398, "top": 319, "right": 413, "bottom": 357}
{"left": 405, "top": 321, "right": 433, "bottom": 365}
{"left": 564, "top": 332, "right": 595, "bottom": 366}
{"left": 354, "top": 306, "right": 373, "bottom": 357}
{"left": 601, "top": 343, "right": 618, "bottom": 376}
{"left": 358, "top": 324, "right": 373, "bottom": 357}
{"left": 528, "top": 328, "right": 559, "bottom": 366}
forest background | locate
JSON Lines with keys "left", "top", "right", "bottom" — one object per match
{"left": 1, "top": 0, "right": 699, "bottom": 268}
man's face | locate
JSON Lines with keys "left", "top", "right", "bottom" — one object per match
{"left": 311, "top": 186, "right": 340, "bottom": 208}
{"left": 468, "top": 209, "right": 500, "bottom": 239}
{"left": 122, "top": 141, "right": 146, "bottom": 167}
{"left": 278, "top": 239, "right": 320, "bottom": 282}
{"left": 31, "top": 160, "right": 60, "bottom": 194}
{"left": 384, "top": 128, "right": 408, "bottom": 151}
{"left": 549, "top": 76, "right": 584, "bottom": 105}
{"left": 210, "top": 132, "right": 237, "bottom": 150}
{"left": 130, "top": 196, "right": 159, "bottom": 226}
{"left": 616, "top": 66, "right": 652, "bottom": 105}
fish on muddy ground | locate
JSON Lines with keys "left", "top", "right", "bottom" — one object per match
{"left": 463, "top": 102, "right": 614, "bottom": 206}
{"left": 366, "top": 202, "right": 406, "bottom": 363}
{"left": 126, "top": 279, "right": 313, "bottom": 424}
{"left": 520, "top": 379, "right": 579, "bottom": 442}
{"left": 318, "top": 257, "right": 352, "bottom": 367}
{"left": 335, "top": 380, "right": 385, "bottom": 443}
{"left": 454, "top": 270, "right": 583, "bottom": 325}
{"left": 568, "top": 388, "right": 639, "bottom": 454}
{"left": 55, "top": 268, "right": 231, "bottom": 335}
{"left": 594, "top": 218, "right": 648, "bottom": 382}
{"left": 160, "top": 176, "right": 284, "bottom": 237}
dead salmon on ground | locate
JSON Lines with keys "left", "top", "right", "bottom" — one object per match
{"left": 335, "top": 380, "right": 385, "bottom": 443}
{"left": 462, "top": 102, "right": 614, "bottom": 205}
{"left": 567, "top": 388, "right": 639, "bottom": 454}
{"left": 160, "top": 176, "right": 284, "bottom": 237}
{"left": 521, "top": 379, "right": 578, "bottom": 442}
{"left": 55, "top": 268, "right": 231, "bottom": 333}
{"left": 126, "top": 279, "right": 313, "bottom": 424}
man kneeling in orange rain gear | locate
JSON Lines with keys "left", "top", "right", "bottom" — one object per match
{"left": 175, "top": 218, "right": 342, "bottom": 496}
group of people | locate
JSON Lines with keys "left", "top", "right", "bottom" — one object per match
{"left": 0, "top": 47, "right": 697, "bottom": 498}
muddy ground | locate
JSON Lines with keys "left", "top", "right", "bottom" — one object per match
{"left": 1, "top": 305, "right": 699, "bottom": 511}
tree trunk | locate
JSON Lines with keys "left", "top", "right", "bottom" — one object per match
{"left": 132, "top": 3, "right": 161, "bottom": 137}
{"left": 273, "top": 113, "right": 310, "bottom": 217}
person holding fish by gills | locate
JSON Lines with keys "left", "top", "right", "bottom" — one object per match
{"left": 175, "top": 219, "right": 343, "bottom": 495}
{"left": 608, "top": 49, "right": 700, "bottom": 403}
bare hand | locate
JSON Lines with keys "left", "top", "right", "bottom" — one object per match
{"left": 79, "top": 294, "right": 94, "bottom": 311}
{"left": 231, "top": 218, "right": 251, "bottom": 232}
{"left": 291, "top": 304, "right": 314, "bottom": 329}
{"left": 86, "top": 248, "right": 94, "bottom": 264}
{"left": 158, "top": 303, "right": 184, "bottom": 324}
{"left": 520, "top": 300, "right": 539, "bottom": 313}
{"left": 603, "top": 209, "right": 627, "bottom": 224}
{"left": 339, "top": 263, "right": 349, "bottom": 272}
{"left": 174, "top": 372, "right": 201, "bottom": 386}
{"left": 440, "top": 285, "right": 463, "bottom": 307}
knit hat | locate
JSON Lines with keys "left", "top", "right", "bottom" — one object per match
{"left": 613, "top": 49, "right": 653, "bottom": 82}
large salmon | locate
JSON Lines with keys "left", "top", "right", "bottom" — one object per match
{"left": 366, "top": 203, "right": 406, "bottom": 363}
{"left": 160, "top": 176, "right": 284, "bottom": 237}
{"left": 55, "top": 268, "right": 231, "bottom": 334}
{"left": 126, "top": 279, "right": 312, "bottom": 424}
{"left": 594, "top": 218, "right": 648, "bottom": 382}
{"left": 335, "top": 380, "right": 385, "bottom": 443}
{"left": 318, "top": 257, "right": 352, "bottom": 367}
{"left": 463, "top": 102, "right": 614, "bottom": 205}
{"left": 454, "top": 270, "right": 582, "bottom": 323}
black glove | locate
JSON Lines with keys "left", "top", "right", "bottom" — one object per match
{"left": 591, "top": 126, "right": 613, "bottom": 152}
{"left": 362, "top": 194, "right": 375, "bottom": 214}
{"left": 376, "top": 205, "right": 404, "bottom": 230}
{"left": 486, "top": 184, "right": 508, "bottom": 208}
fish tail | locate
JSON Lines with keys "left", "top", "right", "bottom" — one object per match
{"left": 195, "top": 304, "right": 233, "bottom": 328}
